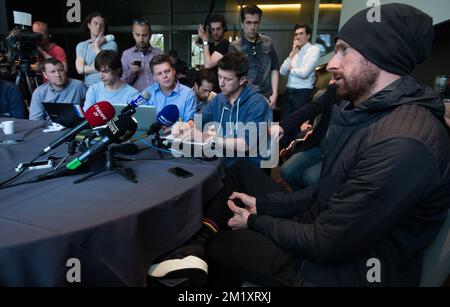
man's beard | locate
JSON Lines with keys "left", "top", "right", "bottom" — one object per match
{"left": 137, "top": 43, "right": 150, "bottom": 51}
{"left": 336, "top": 59, "right": 380, "bottom": 104}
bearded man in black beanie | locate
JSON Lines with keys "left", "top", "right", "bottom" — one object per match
{"left": 147, "top": 4, "right": 450, "bottom": 287}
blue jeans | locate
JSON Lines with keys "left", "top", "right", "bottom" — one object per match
{"left": 280, "top": 146, "right": 323, "bottom": 191}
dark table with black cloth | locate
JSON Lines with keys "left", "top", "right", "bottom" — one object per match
{"left": 0, "top": 119, "right": 224, "bottom": 286}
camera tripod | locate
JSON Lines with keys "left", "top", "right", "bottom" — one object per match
{"left": 15, "top": 61, "right": 39, "bottom": 103}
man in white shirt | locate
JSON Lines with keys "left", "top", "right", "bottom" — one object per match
{"left": 280, "top": 24, "right": 320, "bottom": 119}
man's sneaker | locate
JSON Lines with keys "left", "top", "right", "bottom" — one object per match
{"left": 148, "top": 243, "right": 208, "bottom": 287}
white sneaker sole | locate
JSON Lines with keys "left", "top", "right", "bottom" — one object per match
{"left": 148, "top": 255, "right": 208, "bottom": 278}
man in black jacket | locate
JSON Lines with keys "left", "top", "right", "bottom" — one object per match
{"left": 148, "top": 4, "right": 450, "bottom": 287}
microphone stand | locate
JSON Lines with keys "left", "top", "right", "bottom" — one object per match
{"left": 54, "top": 139, "right": 78, "bottom": 170}
{"left": 151, "top": 133, "right": 165, "bottom": 159}
{"left": 73, "top": 147, "right": 138, "bottom": 184}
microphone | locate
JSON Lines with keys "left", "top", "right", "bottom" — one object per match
{"left": 147, "top": 104, "right": 180, "bottom": 135}
{"left": 121, "top": 91, "right": 152, "bottom": 115}
{"left": 40, "top": 101, "right": 116, "bottom": 157}
{"left": 32, "top": 163, "right": 90, "bottom": 182}
{"left": 67, "top": 114, "right": 138, "bottom": 170}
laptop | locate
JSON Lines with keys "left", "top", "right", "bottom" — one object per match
{"left": 112, "top": 104, "right": 157, "bottom": 136}
{"left": 42, "top": 102, "right": 85, "bottom": 128}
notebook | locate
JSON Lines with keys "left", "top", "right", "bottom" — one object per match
{"left": 42, "top": 102, "right": 85, "bottom": 128}
{"left": 112, "top": 104, "right": 157, "bottom": 134}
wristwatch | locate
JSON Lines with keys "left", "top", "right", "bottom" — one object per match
{"left": 203, "top": 40, "right": 209, "bottom": 46}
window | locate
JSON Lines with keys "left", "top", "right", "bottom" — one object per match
{"left": 316, "top": 0, "right": 342, "bottom": 55}
{"left": 151, "top": 34, "right": 164, "bottom": 51}
{"left": 191, "top": 34, "right": 204, "bottom": 68}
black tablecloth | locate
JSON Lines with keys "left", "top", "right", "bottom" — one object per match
{"left": 0, "top": 119, "right": 224, "bottom": 286}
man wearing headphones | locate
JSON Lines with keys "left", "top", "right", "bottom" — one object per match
{"left": 197, "top": 14, "right": 229, "bottom": 70}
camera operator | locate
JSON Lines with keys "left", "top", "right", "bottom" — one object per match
{"left": 31, "top": 21, "right": 68, "bottom": 77}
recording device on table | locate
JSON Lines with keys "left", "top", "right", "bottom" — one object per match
{"left": 49, "top": 112, "right": 139, "bottom": 184}
{"left": 148, "top": 104, "right": 180, "bottom": 148}
{"left": 13, "top": 101, "right": 116, "bottom": 177}
{"left": 29, "top": 113, "right": 139, "bottom": 184}
{"left": 7, "top": 102, "right": 178, "bottom": 186}
{"left": 38, "top": 101, "right": 116, "bottom": 158}
{"left": 67, "top": 113, "right": 137, "bottom": 170}
{"left": 3, "top": 101, "right": 134, "bottom": 187}
{"left": 15, "top": 158, "right": 54, "bottom": 172}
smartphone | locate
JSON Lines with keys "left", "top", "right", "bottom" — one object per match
{"left": 167, "top": 167, "right": 193, "bottom": 179}
{"left": 132, "top": 60, "right": 142, "bottom": 66}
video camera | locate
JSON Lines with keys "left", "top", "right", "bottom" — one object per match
{"left": 3, "top": 11, "right": 41, "bottom": 71}
{"left": 0, "top": 11, "right": 42, "bottom": 100}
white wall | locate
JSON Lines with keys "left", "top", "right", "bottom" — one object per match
{"left": 340, "top": 0, "right": 450, "bottom": 27}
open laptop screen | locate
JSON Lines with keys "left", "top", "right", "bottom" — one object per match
{"left": 42, "top": 103, "right": 84, "bottom": 128}
{"left": 112, "top": 104, "right": 156, "bottom": 132}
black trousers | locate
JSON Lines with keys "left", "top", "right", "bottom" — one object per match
{"left": 282, "top": 88, "right": 313, "bottom": 120}
{"left": 204, "top": 160, "right": 304, "bottom": 287}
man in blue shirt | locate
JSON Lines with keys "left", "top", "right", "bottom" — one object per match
{"left": 143, "top": 54, "right": 196, "bottom": 125}
{"left": 84, "top": 50, "right": 139, "bottom": 111}
{"left": 0, "top": 79, "right": 26, "bottom": 119}
{"left": 29, "top": 58, "right": 86, "bottom": 121}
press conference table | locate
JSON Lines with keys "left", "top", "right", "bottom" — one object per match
{"left": 0, "top": 119, "right": 224, "bottom": 286}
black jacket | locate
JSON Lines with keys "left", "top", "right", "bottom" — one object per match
{"left": 0, "top": 80, "right": 26, "bottom": 119}
{"left": 248, "top": 76, "right": 450, "bottom": 286}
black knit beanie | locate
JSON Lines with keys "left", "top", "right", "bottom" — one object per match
{"left": 335, "top": 3, "right": 434, "bottom": 76}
